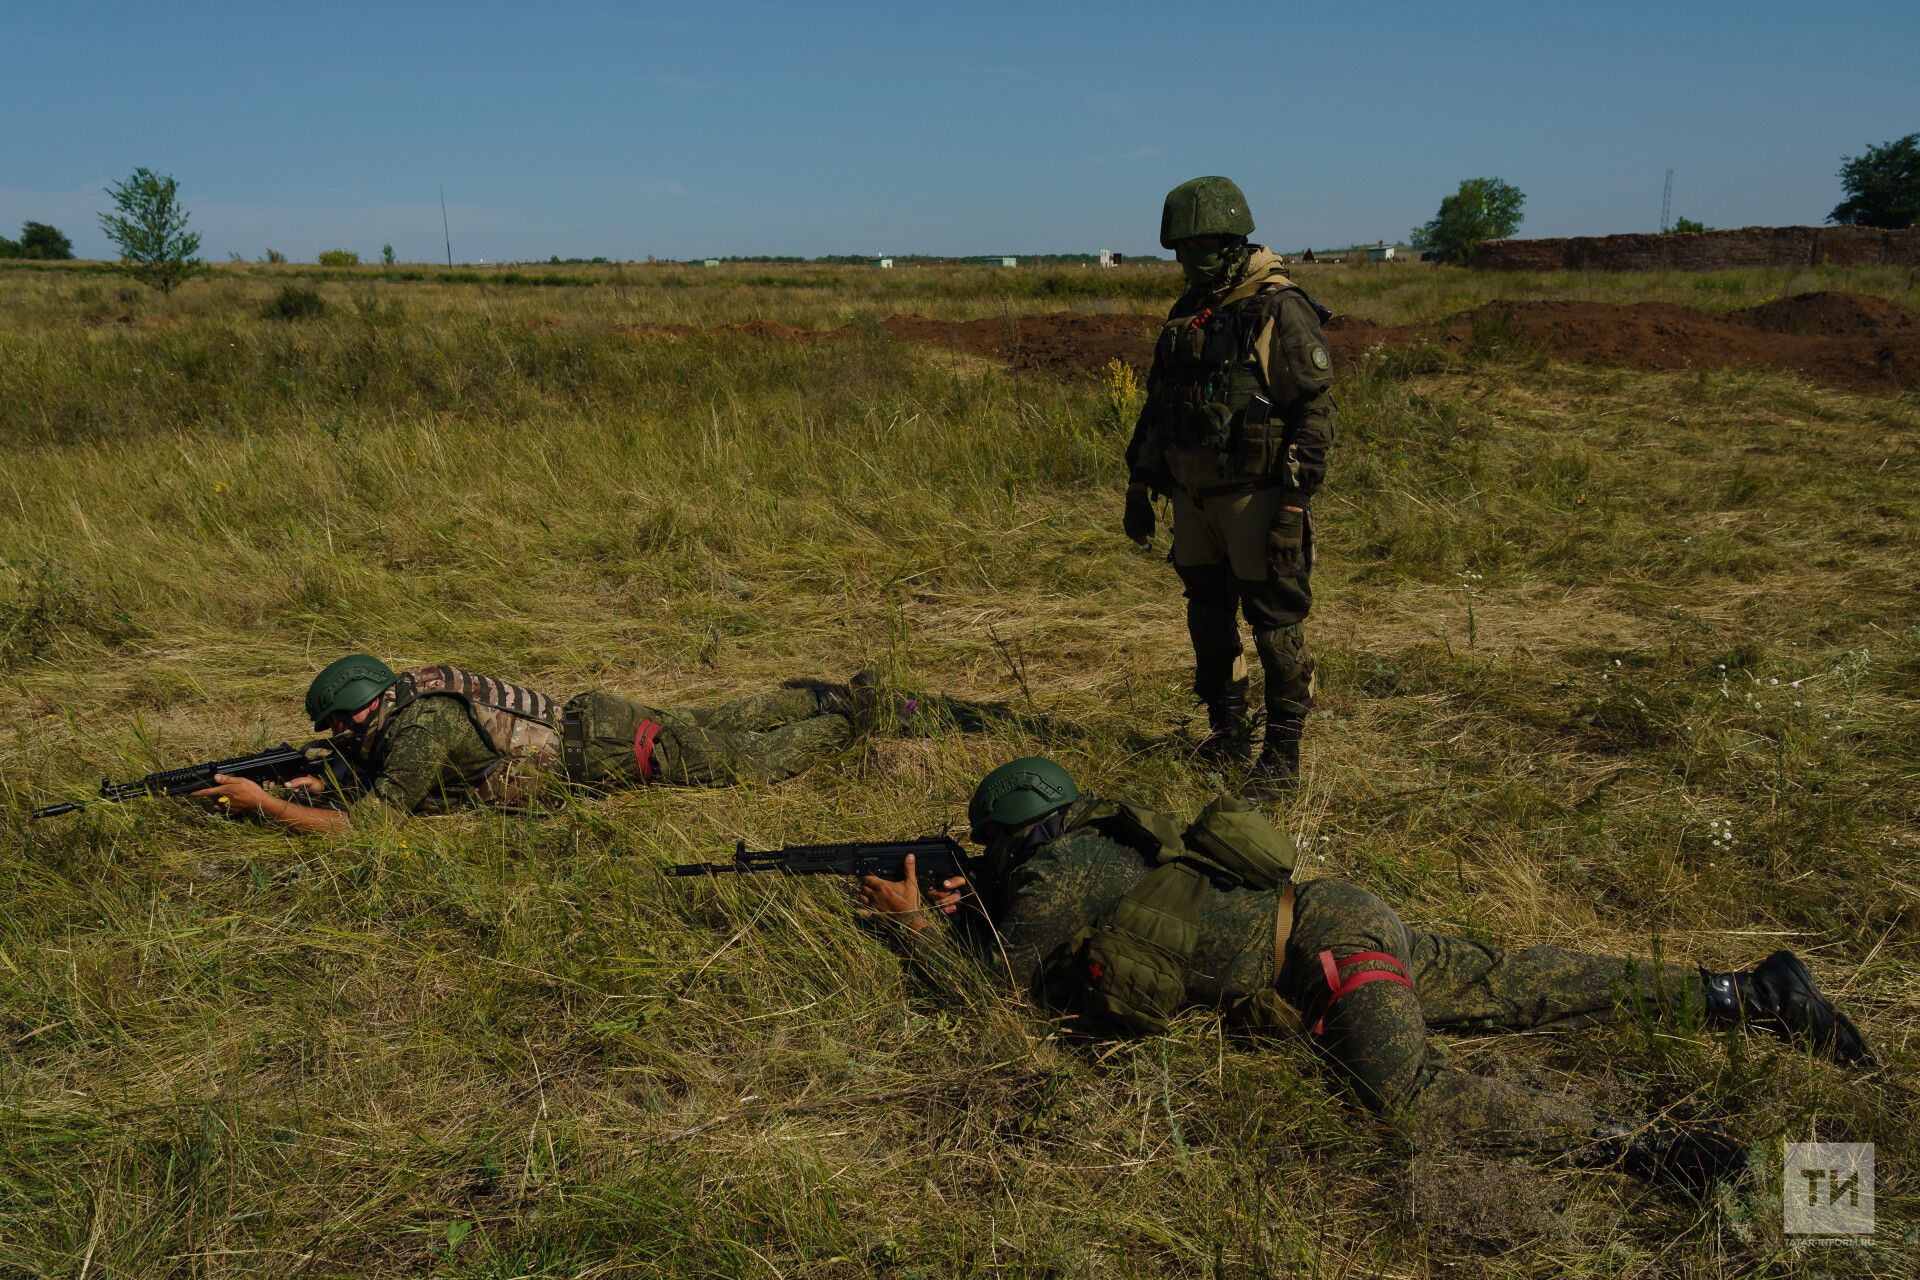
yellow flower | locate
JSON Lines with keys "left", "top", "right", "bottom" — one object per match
{"left": 213, "top": 481, "right": 229, "bottom": 494}
{"left": 1101, "top": 359, "right": 1141, "bottom": 419}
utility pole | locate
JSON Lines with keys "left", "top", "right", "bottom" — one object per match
{"left": 440, "top": 187, "right": 453, "bottom": 267}
{"left": 1660, "top": 169, "right": 1674, "bottom": 233}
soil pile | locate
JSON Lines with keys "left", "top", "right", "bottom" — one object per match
{"left": 615, "top": 292, "right": 1918, "bottom": 395}
{"left": 1329, "top": 292, "right": 1920, "bottom": 394}
{"left": 881, "top": 312, "right": 1158, "bottom": 379}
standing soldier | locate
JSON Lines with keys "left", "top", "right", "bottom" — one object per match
{"left": 1124, "top": 177, "right": 1336, "bottom": 798}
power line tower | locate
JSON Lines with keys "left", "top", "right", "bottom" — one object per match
{"left": 1660, "top": 169, "right": 1674, "bottom": 233}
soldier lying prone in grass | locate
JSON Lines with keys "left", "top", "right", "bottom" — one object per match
{"left": 856, "top": 757, "right": 1877, "bottom": 1186}
{"left": 193, "top": 653, "right": 923, "bottom": 832}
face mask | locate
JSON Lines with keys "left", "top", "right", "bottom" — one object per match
{"left": 1177, "top": 244, "right": 1229, "bottom": 288}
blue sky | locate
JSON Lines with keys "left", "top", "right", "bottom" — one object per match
{"left": 4, "top": 1, "right": 1915, "bottom": 262}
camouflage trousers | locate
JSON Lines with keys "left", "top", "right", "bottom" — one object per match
{"left": 1278, "top": 878, "right": 1705, "bottom": 1155}
{"left": 564, "top": 685, "right": 852, "bottom": 788}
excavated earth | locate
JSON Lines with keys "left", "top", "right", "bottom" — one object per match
{"left": 621, "top": 292, "right": 1919, "bottom": 395}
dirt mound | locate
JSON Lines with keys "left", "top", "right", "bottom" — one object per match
{"left": 882, "top": 312, "right": 1157, "bottom": 379}
{"left": 613, "top": 292, "right": 1919, "bottom": 395}
{"left": 1730, "top": 291, "right": 1917, "bottom": 337}
{"left": 1332, "top": 293, "right": 1920, "bottom": 394}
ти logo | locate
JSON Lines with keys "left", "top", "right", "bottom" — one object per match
{"left": 1784, "top": 1143, "right": 1874, "bottom": 1242}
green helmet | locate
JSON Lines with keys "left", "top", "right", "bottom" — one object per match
{"left": 967, "top": 756, "right": 1080, "bottom": 842}
{"left": 1159, "top": 176, "right": 1255, "bottom": 248}
{"left": 305, "top": 654, "right": 397, "bottom": 730}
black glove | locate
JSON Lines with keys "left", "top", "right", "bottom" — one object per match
{"left": 1123, "top": 485, "right": 1156, "bottom": 547}
{"left": 1267, "top": 506, "right": 1305, "bottom": 574}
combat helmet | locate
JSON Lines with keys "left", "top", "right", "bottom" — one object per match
{"left": 305, "top": 654, "right": 398, "bottom": 730}
{"left": 1160, "top": 176, "right": 1255, "bottom": 248}
{"left": 967, "top": 756, "right": 1081, "bottom": 842}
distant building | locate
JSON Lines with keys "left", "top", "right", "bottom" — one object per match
{"left": 876, "top": 257, "right": 894, "bottom": 269}
{"left": 988, "top": 256, "right": 1017, "bottom": 267}
{"left": 1098, "top": 249, "right": 1126, "bottom": 268}
{"left": 701, "top": 258, "right": 720, "bottom": 267}
{"left": 1365, "top": 243, "right": 1396, "bottom": 262}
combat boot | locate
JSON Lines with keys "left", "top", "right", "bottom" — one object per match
{"left": 849, "top": 670, "right": 925, "bottom": 736}
{"left": 1195, "top": 680, "right": 1252, "bottom": 766}
{"left": 1239, "top": 719, "right": 1302, "bottom": 803}
{"left": 1701, "top": 950, "right": 1876, "bottom": 1067}
{"left": 1581, "top": 1118, "right": 1748, "bottom": 1187}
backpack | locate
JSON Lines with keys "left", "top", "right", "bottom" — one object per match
{"left": 1043, "top": 796, "right": 1296, "bottom": 1035}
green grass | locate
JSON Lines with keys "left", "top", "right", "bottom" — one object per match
{"left": 1, "top": 263, "right": 1916, "bottom": 1277}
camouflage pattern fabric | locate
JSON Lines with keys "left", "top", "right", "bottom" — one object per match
{"left": 348, "top": 684, "right": 852, "bottom": 823}
{"left": 347, "top": 695, "right": 505, "bottom": 825}
{"left": 573, "top": 685, "right": 852, "bottom": 788}
{"left": 969, "top": 822, "right": 1280, "bottom": 1008}
{"left": 1279, "top": 878, "right": 1706, "bottom": 1155}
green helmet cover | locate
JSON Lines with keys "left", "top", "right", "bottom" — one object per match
{"left": 968, "top": 756, "right": 1080, "bottom": 841}
{"left": 305, "top": 654, "right": 398, "bottom": 730}
{"left": 1160, "top": 176, "right": 1255, "bottom": 248}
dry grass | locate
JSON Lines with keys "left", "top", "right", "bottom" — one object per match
{"left": 1, "top": 260, "right": 1915, "bottom": 1277}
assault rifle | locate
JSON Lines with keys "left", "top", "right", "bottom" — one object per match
{"left": 32, "top": 739, "right": 363, "bottom": 820}
{"left": 667, "top": 833, "right": 972, "bottom": 885}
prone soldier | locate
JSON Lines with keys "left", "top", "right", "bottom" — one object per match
{"left": 856, "top": 758, "right": 1876, "bottom": 1184}
{"left": 193, "top": 654, "right": 917, "bottom": 832}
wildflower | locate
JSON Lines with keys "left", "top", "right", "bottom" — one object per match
{"left": 1768, "top": 677, "right": 1779, "bottom": 686}
{"left": 213, "top": 481, "right": 229, "bottom": 494}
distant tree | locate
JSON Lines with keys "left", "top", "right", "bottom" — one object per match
{"left": 262, "top": 248, "right": 288, "bottom": 264}
{"left": 317, "top": 249, "right": 360, "bottom": 266}
{"left": 381, "top": 243, "right": 396, "bottom": 265}
{"left": 17, "top": 221, "right": 75, "bottom": 259}
{"left": 1829, "top": 133, "right": 1920, "bottom": 228}
{"left": 0, "top": 235, "right": 16, "bottom": 259}
{"left": 1670, "top": 216, "right": 1712, "bottom": 234}
{"left": 1410, "top": 177, "right": 1526, "bottom": 265}
{"left": 98, "top": 167, "right": 201, "bottom": 293}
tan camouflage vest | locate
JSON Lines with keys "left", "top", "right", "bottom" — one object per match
{"left": 384, "top": 664, "right": 565, "bottom": 808}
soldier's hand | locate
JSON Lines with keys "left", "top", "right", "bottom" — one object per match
{"left": 858, "top": 853, "right": 926, "bottom": 927}
{"left": 1267, "top": 506, "right": 1305, "bottom": 575}
{"left": 927, "top": 874, "right": 972, "bottom": 917}
{"left": 191, "top": 774, "right": 272, "bottom": 816}
{"left": 280, "top": 775, "right": 329, "bottom": 798}
{"left": 1123, "top": 484, "right": 1156, "bottom": 549}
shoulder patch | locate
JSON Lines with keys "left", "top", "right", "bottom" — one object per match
{"left": 1309, "top": 346, "right": 1331, "bottom": 370}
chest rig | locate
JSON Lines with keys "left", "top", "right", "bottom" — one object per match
{"left": 375, "top": 665, "right": 565, "bottom": 808}
{"left": 1040, "top": 796, "right": 1297, "bottom": 1036}
{"left": 1142, "top": 282, "right": 1297, "bottom": 471}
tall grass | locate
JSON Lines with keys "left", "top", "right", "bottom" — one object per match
{"left": 1, "top": 263, "right": 1915, "bottom": 1277}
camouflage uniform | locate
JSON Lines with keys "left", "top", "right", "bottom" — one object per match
{"left": 347, "top": 679, "right": 850, "bottom": 825}
{"left": 1125, "top": 244, "right": 1336, "bottom": 771}
{"left": 963, "top": 813, "right": 1706, "bottom": 1157}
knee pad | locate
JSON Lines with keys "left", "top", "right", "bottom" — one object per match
{"left": 1254, "top": 622, "right": 1314, "bottom": 685}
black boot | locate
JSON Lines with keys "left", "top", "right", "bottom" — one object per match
{"left": 849, "top": 670, "right": 925, "bottom": 736}
{"left": 1581, "top": 1118, "right": 1748, "bottom": 1187}
{"left": 1196, "top": 679, "right": 1252, "bottom": 766}
{"left": 1239, "top": 735, "right": 1300, "bottom": 802}
{"left": 1701, "top": 950, "right": 1876, "bottom": 1068}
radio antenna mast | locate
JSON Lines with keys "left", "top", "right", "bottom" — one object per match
{"left": 440, "top": 187, "right": 453, "bottom": 267}
{"left": 1660, "top": 169, "right": 1674, "bottom": 233}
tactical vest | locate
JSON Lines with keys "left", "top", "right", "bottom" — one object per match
{"left": 1141, "top": 278, "right": 1300, "bottom": 472}
{"left": 1041, "top": 796, "right": 1296, "bottom": 1036}
{"left": 381, "top": 664, "right": 565, "bottom": 808}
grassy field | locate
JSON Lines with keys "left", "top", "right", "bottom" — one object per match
{"left": 1, "top": 259, "right": 1915, "bottom": 1277}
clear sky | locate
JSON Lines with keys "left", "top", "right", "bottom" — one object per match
{"left": 4, "top": 1, "right": 1915, "bottom": 263}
